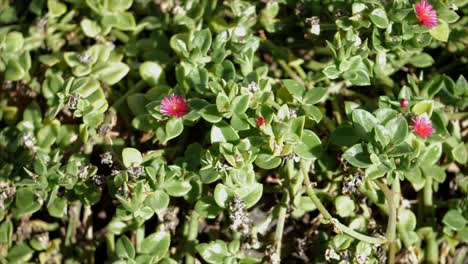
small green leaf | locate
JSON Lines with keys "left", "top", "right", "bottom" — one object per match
{"left": 335, "top": 195, "right": 355, "bottom": 217}
{"left": 455, "top": 75, "right": 467, "bottom": 96}
{"left": 332, "top": 234, "right": 353, "bottom": 251}
{"left": 199, "top": 168, "right": 220, "bottom": 184}
{"left": 236, "top": 183, "right": 263, "bottom": 208}
{"left": 192, "top": 28, "right": 212, "bottom": 55}
{"left": 352, "top": 109, "right": 378, "bottom": 134}
{"left": 114, "top": 12, "right": 136, "bottom": 30}
{"left": 144, "top": 191, "right": 169, "bottom": 211}
{"left": 48, "top": 0, "right": 67, "bottom": 17}
{"left": 13, "top": 188, "right": 41, "bottom": 217}
{"left": 5, "top": 32, "right": 24, "bottom": 53}
{"left": 7, "top": 243, "right": 33, "bottom": 263}
{"left": 293, "top": 130, "right": 321, "bottom": 160}
{"left": 343, "top": 69, "right": 370, "bottom": 86}
{"left": 216, "top": 94, "right": 230, "bottom": 113}
{"left": 304, "top": 87, "right": 327, "bottom": 105}
{"left": 140, "top": 61, "right": 165, "bottom": 85}
{"left": 323, "top": 65, "right": 341, "bottom": 79}
{"left": 195, "top": 197, "right": 222, "bottom": 219}
{"left": 116, "top": 235, "right": 135, "bottom": 259}
{"left": 385, "top": 116, "right": 408, "bottom": 145}
{"left": 365, "top": 164, "right": 385, "bottom": 180}
{"left": 71, "top": 77, "right": 100, "bottom": 98}
{"left": 140, "top": 229, "right": 171, "bottom": 259}
{"left": 302, "top": 104, "right": 323, "bottom": 123}
{"left": 214, "top": 184, "right": 231, "bottom": 208}
{"left": 83, "top": 112, "right": 104, "bottom": 128}
{"left": 108, "top": 0, "right": 133, "bottom": 12}
{"left": 122, "top": 148, "right": 143, "bottom": 168}
{"left": 200, "top": 105, "right": 223, "bottom": 123}
{"left": 374, "top": 125, "right": 391, "bottom": 147}
{"left": 398, "top": 209, "right": 417, "bottom": 231}
{"left": 255, "top": 154, "right": 281, "bottom": 170}
{"left": 343, "top": 144, "right": 373, "bottom": 168}
{"left": 405, "top": 169, "right": 425, "bottom": 191}
{"left": 429, "top": 19, "right": 450, "bottom": 42}
{"left": 170, "top": 33, "right": 190, "bottom": 58}
{"left": 282, "top": 79, "right": 304, "bottom": 100}
{"left": 232, "top": 95, "right": 249, "bottom": 116}
{"left": 422, "top": 165, "right": 446, "bottom": 183}
{"left": 412, "top": 100, "right": 433, "bottom": 117}
{"left": 165, "top": 118, "right": 184, "bottom": 142}
{"left": 409, "top": 53, "right": 434, "bottom": 68}
{"left": 164, "top": 180, "right": 191, "bottom": 197}
{"left": 48, "top": 197, "right": 67, "bottom": 218}
{"left": 298, "top": 196, "right": 317, "bottom": 212}
{"left": 419, "top": 143, "right": 442, "bottom": 166}
{"left": 196, "top": 240, "right": 230, "bottom": 264}
{"left": 443, "top": 210, "right": 467, "bottom": 231}
{"left": 5, "top": 60, "right": 25, "bottom": 81}
{"left": 94, "top": 62, "right": 129, "bottom": 85}
{"left": 370, "top": 8, "right": 389, "bottom": 28}
{"left": 81, "top": 18, "right": 101, "bottom": 37}
{"left": 451, "top": 143, "right": 467, "bottom": 164}
{"left": 210, "top": 122, "right": 239, "bottom": 143}
{"left": 107, "top": 220, "right": 128, "bottom": 235}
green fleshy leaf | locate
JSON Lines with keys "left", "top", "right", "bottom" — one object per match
{"left": 343, "top": 144, "right": 373, "bottom": 168}
{"left": 429, "top": 19, "right": 450, "bottom": 42}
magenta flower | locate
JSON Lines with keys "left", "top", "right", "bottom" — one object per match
{"left": 415, "top": 0, "right": 438, "bottom": 28}
{"left": 412, "top": 114, "right": 434, "bottom": 139}
{"left": 160, "top": 94, "right": 189, "bottom": 118}
{"left": 400, "top": 98, "right": 409, "bottom": 109}
{"left": 256, "top": 116, "right": 265, "bottom": 126}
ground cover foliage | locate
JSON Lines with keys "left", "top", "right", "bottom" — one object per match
{"left": 0, "top": 0, "right": 467, "bottom": 263}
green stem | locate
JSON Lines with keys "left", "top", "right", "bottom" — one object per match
{"left": 331, "top": 98, "right": 342, "bottom": 125}
{"left": 286, "top": 159, "right": 296, "bottom": 199}
{"left": 274, "top": 196, "right": 288, "bottom": 258}
{"left": 321, "top": 115, "right": 336, "bottom": 133}
{"left": 376, "top": 180, "right": 399, "bottom": 264}
{"left": 423, "top": 175, "right": 435, "bottom": 227}
{"left": 269, "top": 101, "right": 282, "bottom": 111}
{"left": 111, "top": 29, "right": 130, "bottom": 43}
{"left": 426, "top": 233, "right": 438, "bottom": 264}
{"left": 185, "top": 211, "right": 199, "bottom": 264}
{"left": 419, "top": 228, "right": 438, "bottom": 264}
{"left": 423, "top": 175, "right": 433, "bottom": 207}
{"left": 274, "top": 160, "right": 293, "bottom": 259}
{"left": 289, "top": 60, "right": 307, "bottom": 80}
{"left": 136, "top": 225, "right": 145, "bottom": 253}
{"left": 305, "top": 187, "right": 332, "bottom": 220}
{"left": 397, "top": 224, "right": 412, "bottom": 249}
{"left": 301, "top": 163, "right": 386, "bottom": 244}
{"left": 277, "top": 59, "right": 303, "bottom": 83}
{"left": 106, "top": 232, "right": 115, "bottom": 259}
{"left": 330, "top": 219, "right": 387, "bottom": 244}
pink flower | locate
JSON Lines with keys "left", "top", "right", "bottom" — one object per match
{"left": 160, "top": 94, "right": 189, "bottom": 118}
{"left": 400, "top": 98, "right": 408, "bottom": 109}
{"left": 256, "top": 116, "right": 265, "bottom": 126}
{"left": 415, "top": 0, "right": 438, "bottom": 28}
{"left": 412, "top": 114, "right": 434, "bottom": 139}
